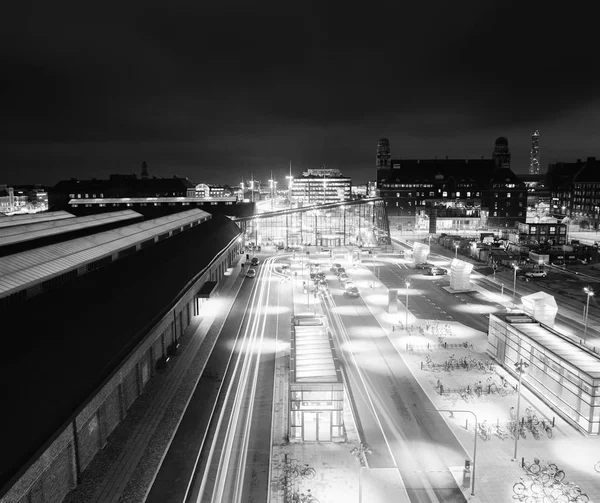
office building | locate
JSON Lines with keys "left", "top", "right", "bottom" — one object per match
{"left": 290, "top": 167, "right": 351, "bottom": 205}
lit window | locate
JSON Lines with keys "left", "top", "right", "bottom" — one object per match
{"left": 467, "top": 192, "right": 471, "bottom": 197}
{"left": 456, "top": 192, "right": 460, "bottom": 197}
{"left": 443, "top": 192, "right": 447, "bottom": 197}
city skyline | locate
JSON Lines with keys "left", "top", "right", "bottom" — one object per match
{"left": 2, "top": 1, "right": 598, "bottom": 186}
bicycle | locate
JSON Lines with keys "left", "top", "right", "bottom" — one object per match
{"left": 540, "top": 420, "right": 554, "bottom": 439}
{"left": 291, "top": 489, "right": 320, "bottom": 503}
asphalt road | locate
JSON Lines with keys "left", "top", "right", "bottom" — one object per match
{"left": 323, "top": 268, "right": 468, "bottom": 503}
{"left": 146, "top": 254, "right": 283, "bottom": 503}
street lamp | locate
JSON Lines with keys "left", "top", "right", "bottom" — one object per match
{"left": 454, "top": 243, "right": 459, "bottom": 258}
{"left": 512, "top": 359, "right": 529, "bottom": 461}
{"left": 405, "top": 280, "right": 410, "bottom": 329}
{"left": 436, "top": 409, "right": 478, "bottom": 497}
{"left": 512, "top": 263, "right": 519, "bottom": 300}
{"left": 584, "top": 287, "right": 594, "bottom": 342}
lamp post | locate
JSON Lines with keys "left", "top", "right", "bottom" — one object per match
{"left": 454, "top": 243, "right": 459, "bottom": 259}
{"left": 435, "top": 409, "right": 478, "bottom": 496}
{"left": 512, "top": 359, "right": 529, "bottom": 461}
{"left": 286, "top": 175, "right": 294, "bottom": 207}
{"left": 405, "top": 280, "right": 410, "bottom": 328}
{"left": 512, "top": 263, "right": 519, "bottom": 300}
{"left": 584, "top": 287, "right": 594, "bottom": 342}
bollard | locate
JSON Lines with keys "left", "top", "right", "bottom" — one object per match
{"left": 488, "top": 385, "right": 491, "bottom": 394}
{"left": 427, "top": 343, "right": 430, "bottom": 349}
{"left": 465, "top": 419, "right": 468, "bottom": 430}
{"left": 521, "top": 457, "right": 524, "bottom": 469}
{"left": 421, "top": 362, "right": 423, "bottom": 370}
{"left": 552, "top": 417, "right": 555, "bottom": 427}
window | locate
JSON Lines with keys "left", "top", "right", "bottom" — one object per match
{"left": 493, "top": 211, "right": 498, "bottom": 216}
{"left": 507, "top": 193, "right": 511, "bottom": 198}
{"left": 396, "top": 193, "right": 400, "bottom": 198}
{"left": 443, "top": 191, "right": 448, "bottom": 197}
{"left": 467, "top": 192, "right": 471, "bottom": 197}
{"left": 456, "top": 192, "right": 460, "bottom": 197}
{"left": 494, "top": 193, "right": 499, "bottom": 197}
{"left": 429, "top": 192, "right": 435, "bottom": 197}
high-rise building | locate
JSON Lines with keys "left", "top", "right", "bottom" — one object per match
{"left": 529, "top": 130, "right": 540, "bottom": 174}
{"left": 376, "top": 138, "right": 391, "bottom": 170}
{"left": 290, "top": 167, "right": 351, "bottom": 205}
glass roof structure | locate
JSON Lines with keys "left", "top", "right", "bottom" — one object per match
{"left": 0, "top": 209, "right": 211, "bottom": 299}
{"left": 516, "top": 322, "right": 600, "bottom": 379}
{"left": 0, "top": 210, "right": 142, "bottom": 247}
{"left": 235, "top": 198, "right": 390, "bottom": 248}
{"left": 292, "top": 324, "right": 341, "bottom": 383}
{"left": 0, "top": 211, "right": 74, "bottom": 228}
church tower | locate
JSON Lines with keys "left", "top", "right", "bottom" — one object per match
{"left": 141, "top": 161, "right": 149, "bottom": 179}
{"left": 376, "top": 138, "right": 391, "bottom": 170}
{"left": 492, "top": 137, "right": 511, "bottom": 169}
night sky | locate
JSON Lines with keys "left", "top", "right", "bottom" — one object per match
{"left": 1, "top": 1, "right": 598, "bottom": 187}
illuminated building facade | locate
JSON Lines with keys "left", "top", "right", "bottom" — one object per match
{"left": 235, "top": 198, "right": 390, "bottom": 248}
{"left": 376, "top": 137, "right": 527, "bottom": 233}
{"left": 290, "top": 168, "right": 351, "bottom": 205}
{"left": 529, "top": 130, "right": 541, "bottom": 175}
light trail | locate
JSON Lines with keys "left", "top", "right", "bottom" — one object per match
{"left": 190, "top": 255, "right": 277, "bottom": 503}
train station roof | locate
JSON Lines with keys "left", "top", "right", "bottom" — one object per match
{"left": 0, "top": 210, "right": 141, "bottom": 247}
{"left": 0, "top": 209, "right": 210, "bottom": 299}
{"left": 0, "top": 210, "right": 74, "bottom": 228}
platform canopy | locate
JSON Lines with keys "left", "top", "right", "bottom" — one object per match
{"left": 521, "top": 291, "right": 558, "bottom": 326}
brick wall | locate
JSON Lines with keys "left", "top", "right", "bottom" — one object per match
{"left": 1, "top": 238, "right": 239, "bottom": 503}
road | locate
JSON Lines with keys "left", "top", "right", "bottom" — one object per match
{"left": 320, "top": 265, "right": 469, "bottom": 502}
{"left": 146, "top": 255, "right": 289, "bottom": 503}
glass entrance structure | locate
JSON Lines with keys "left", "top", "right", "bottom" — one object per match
{"left": 289, "top": 315, "right": 344, "bottom": 442}
{"left": 487, "top": 312, "right": 600, "bottom": 435}
{"left": 234, "top": 198, "right": 390, "bottom": 248}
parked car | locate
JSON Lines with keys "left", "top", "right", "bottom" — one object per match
{"left": 251, "top": 257, "right": 260, "bottom": 266}
{"left": 315, "top": 272, "right": 326, "bottom": 281}
{"left": 335, "top": 267, "right": 346, "bottom": 276}
{"left": 338, "top": 272, "right": 349, "bottom": 282}
{"left": 416, "top": 262, "right": 432, "bottom": 269}
{"left": 246, "top": 268, "right": 257, "bottom": 278}
{"left": 330, "top": 263, "right": 342, "bottom": 273}
{"left": 342, "top": 280, "right": 355, "bottom": 288}
{"left": 344, "top": 285, "right": 360, "bottom": 298}
{"left": 427, "top": 266, "right": 448, "bottom": 276}
{"left": 525, "top": 270, "right": 547, "bottom": 278}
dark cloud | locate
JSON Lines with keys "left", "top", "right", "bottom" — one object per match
{"left": 1, "top": 1, "right": 598, "bottom": 185}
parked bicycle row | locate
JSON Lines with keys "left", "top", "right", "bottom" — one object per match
{"left": 423, "top": 354, "right": 496, "bottom": 373}
{"left": 514, "top": 458, "right": 589, "bottom": 502}
{"left": 405, "top": 341, "right": 474, "bottom": 352}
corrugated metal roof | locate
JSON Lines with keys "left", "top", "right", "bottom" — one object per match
{"left": 69, "top": 197, "right": 238, "bottom": 204}
{"left": 0, "top": 211, "right": 74, "bottom": 228}
{"left": 0, "top": 210, "right": 142, "bottom": 247}
{"left": 0, "top": 209, "right": 211, "bottom": 299}
{"left": 293, "top": 325, "right": 340, "bottom": 383}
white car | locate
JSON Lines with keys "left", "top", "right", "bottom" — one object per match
{"left": 524, "top": 271, "right": 547, "bottom": 278}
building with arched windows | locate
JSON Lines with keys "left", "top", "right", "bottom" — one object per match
{"left": 375, "top": 137, "right": 527, "bottom": 233}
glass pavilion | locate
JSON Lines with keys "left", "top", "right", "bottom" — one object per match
{"left": 487, "top": 313, "right": 600, "bottom": 434}
{"left": 235, "top": 198, "right": 390, "bottom": 248}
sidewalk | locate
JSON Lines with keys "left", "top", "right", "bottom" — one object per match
{"left": 355, "top": 262, "right": 600, "bottom": 503}
{"left": 270, "top": 251, "right": 600, "bottom": 503}
{"left": 63, "top": 259, "right": 246, "bottom": 503}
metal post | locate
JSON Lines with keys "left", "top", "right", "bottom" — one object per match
{"left": 584, "top": 293, "right": 591, "bottom": 342}
{"left": 405, "top": 283, "right": 410, "bottom": 328}
{"left": 513, "top": 359, "right": 528, "bottom": 461}
{"left": 435, "top": 409, "right": 477, "bottom": 496}
{"left": 513, "top": 266, "right": 518, "bottom": 299}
